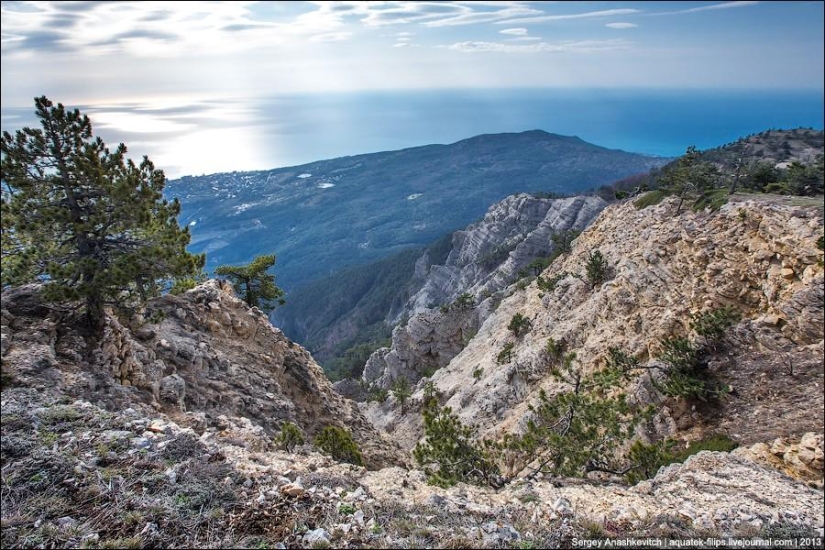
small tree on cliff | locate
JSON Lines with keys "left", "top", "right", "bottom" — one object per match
{"left": 657, "top": 146, "right": 719, "bottom": 214}
{"left": 0, "top": 96, "right": 204, "bottom": 328}
{"left": 215, "top": 254, "right": 285, "bottom": 312}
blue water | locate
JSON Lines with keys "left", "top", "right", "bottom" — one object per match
{"left": 2, "top": 88, "right": 823, "bottom": 178}
{"left": 252, "top": 88, "right": 824, "bottom": 167}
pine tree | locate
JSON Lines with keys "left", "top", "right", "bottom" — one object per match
{"left": 214, "top": 254, "right": 285, "bottom": 313}
{"left": 657, "top": 146, "right": 719, "bottom": 214}
{"left": 585, "top": 249, "right": 609, "bottom": 289}
{"left": 1, "top": 96, "right": 204, "bottom": 328}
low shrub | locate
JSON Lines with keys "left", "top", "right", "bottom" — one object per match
{"left": 314, "top": 426, "right": 364, "bottom": 466}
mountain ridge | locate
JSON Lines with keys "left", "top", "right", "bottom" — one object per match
{"left": 165, "top": 130, "right": 669, "bottom": 289}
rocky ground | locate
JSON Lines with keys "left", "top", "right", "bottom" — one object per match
{"left": 2, "top": 387, "right": 822, "bottom": 549}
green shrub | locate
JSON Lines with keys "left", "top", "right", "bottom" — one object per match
{"left": 490, "top": 352, "right": 648, "bottom": 480}
{"left": 625, "top": 434, "right": 738, "bottom": 484}
{"left": 391, "top": 377, "right": 412, "bottom": 413}
{"left": 536, "top": 271, "right": 569, "bottom": 291}
{"left": 452, "top": 292, "right": 475, "bottom": 310}
{"left": 413, "top": 406, "right": 500, "bottom": 488}
{"left": 633, "top": 189, "right": 668, "bottom": 209}
{"left": 508, "top": 313, "right": 532, "bottom": 337}
{"left": 654, "top": 336, "right": 729, "bottom": 401}
{"left": 497, "top": 342, "right": 515, "bottom": 364}
{"left": 314, "top": 426, "right": 364, "bottom": 466}
{"left": 527, "top": 257, "right": 552, "bottom": 277}
{"left": 551, "top": 229, "right": 580, "bottom": 257}
{"left": 765, "top": 182, "right": 790, "bottom": 195}
{"left": 671, "top": 433, "right": 738, "bottom": 462}
{"left": 544, "top": 338, "right": 566, "bottom": 367}
{"left": 276, "top": 421, "right": 304, "bottom": 453}
{"left": 606, "top": 346, "right": 640, "bottom": 374}
{"left": 690, "top": 306, "right": 740, "bottom": 349}
{"left": 422, "top": 381, "right": 442, "bottom": 412}
{"left": 585, "top": 249, "right": 609, "bottom": 289}
{"left": 367, "top": 386, "right": 389, "bottom": 403}
{"left": 817, "top": 235, "right": 823, "bottom": 251}
{"left": 338, "top": 503, "right": 357, "bottom": 515}
{"left": 472, "top": 366, "right": 484, "bottom": 380}
{"left": 624, "top": 439, "right": 677, "bottom": 485}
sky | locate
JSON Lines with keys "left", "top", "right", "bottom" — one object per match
{"left": 2, "top": 1, "right": 824, "bottom": 178}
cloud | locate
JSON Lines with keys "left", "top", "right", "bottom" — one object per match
{"left": 445, "top": 39, "right": 632, "bottom": 53}
{"left": 310, "top": 31, "right": 353, "bottom": 43}
{"left": 43, "top": 14, "right": 83, "bottom": 29}
{"left": 499, "top": 28, "right": 528, "bottom": 36}
{"left": 7, "top": 29, "right": 67, "bottom": 53}
{"left": 606, "top": 22, "right": 637, "bottom": 29}
{"left": 660, "top": 1, "right": 759, "bottom": 15}
{"left": 506, "top": 36, "right": 541, "bottom": 42}
{"left": 497, "top": 8, "right": 640, "bottom": 25}
{"left": 423, "top": 4, "right": 544, "bottom": 27}
{"left": 99, "top": 29, "right": 179, "bottom": 45}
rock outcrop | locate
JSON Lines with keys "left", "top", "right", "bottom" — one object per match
{"left": 364, "top": 195, "right": 824, "bottom": 456}
{"left": 737, "top": 432, "right": 825, "bottom": 488}
{"left": 1, "top": 280, "right": 403, "bottom": 469}
{"left": 403, "top": 194, "right": 608, "bottom": 320}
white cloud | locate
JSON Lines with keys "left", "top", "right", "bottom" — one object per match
{"left": 499, "top": 28, "right": 528, "bottom": 36}
{"left": 310, "top": 31, "right": 353, "bottom": 42}
{"left": 498, "top": 8, "right": 641, "bottom": 25}
{"left": 661, "top": 1, "right": 759, "bottom": 15}
{"left": 446, "top": 39, "right": 632, "bottom": 53}
{"left": 606, "top": 22, "right": 637, "bottom": 29}
{"left": 506, "top": 36, "right": 541, "bottom": 42}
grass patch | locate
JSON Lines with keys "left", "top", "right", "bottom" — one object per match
{"left": 671, "top": 434, "right": 738, "bottom": 462}
{"left": 633, "top": 189, "right": 668, "bottom": 209}
{"left": 693, "top": 188, "right": 729, "bottom": 212}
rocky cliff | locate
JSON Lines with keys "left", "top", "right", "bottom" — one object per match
{"left": 403, "top": 194, "right": 608, "bottom": 320}
{"left": 337, "top": 194, "right": 608, "bottom": 394}
{"left": 362, "top": 194, "right": 824, "bottom": 458}
{"left": 0, "top": 280, "right": 402, "bottom": 469}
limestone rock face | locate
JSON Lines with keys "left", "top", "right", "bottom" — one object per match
{"left": 403, "top": 194, "right": 609, "bottom": 320}
{"left": 0, "top": 280, "right": 403, "bottom": 469}
{"left": 350, "top": 194, "right": 608, "bottom": 396}
{"left": 737, "top": 433, "right": 825, "bottom": 488}
{"left": 369, "top": 196, "right": 824, "bottom": 456}
{"left": 361, "top": 306, "right": 479, "bottom": 391}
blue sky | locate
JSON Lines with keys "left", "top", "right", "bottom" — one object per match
{"left": 1, "top": 1, "right": 823, "bottom": 177}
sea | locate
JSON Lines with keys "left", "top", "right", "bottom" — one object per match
{"left": 181, "top": 87, "right": 825, "bottom": 178}
{"left": 2, "top": 88, "right": 823, "bottom": 179}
